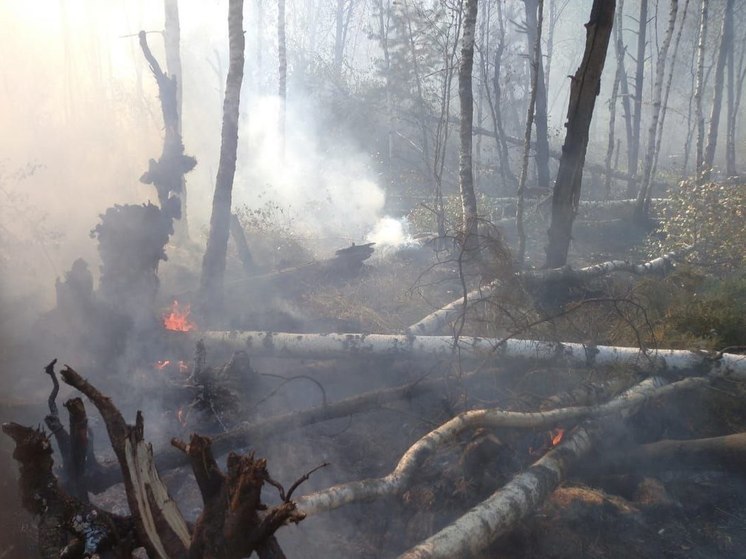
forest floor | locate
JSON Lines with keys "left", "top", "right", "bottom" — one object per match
{"left": 1, "top": 223, "right": 745, "bottom": 558}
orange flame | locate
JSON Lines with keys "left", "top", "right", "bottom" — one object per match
{"left": 178, "top": 360, "right": 190, "bottom": 375}
{"left": 551, "top": 428, "right": 565, "bottom": 447}
{"left": 155, "top": 359, "right": 171, "bottom": 370}
{"left": 163, "top": 300, "right": 196, "bottom": 332}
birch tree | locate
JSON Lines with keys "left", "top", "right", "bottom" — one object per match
{"left": 694, "top": 0, "right": 708, "bottom": 179}
{"left": 635, "top": 0, "right": 679, "bottom": 220}
{"left": 458, "top": 0, "right": 480, "bottom": 258}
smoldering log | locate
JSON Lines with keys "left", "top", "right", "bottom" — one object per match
{"left": 408, "top": 246, "right": 692, "bottom": 335}
{"left": 394, "top": 377, "right": 675, "bottom": 559}
{"left": 589, "top": 432, "right": 746, "bottom": 475}
{"left": 198, "top": 330, "right": 746, "bottom": 377}
{"left": 85, "top": 372, "right": 465, "bottom": 492}
{"left": 295, "top": 376, "right": 697, "bottom": 516}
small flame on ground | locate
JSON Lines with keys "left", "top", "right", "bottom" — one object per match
{"left": 163, "top": 300, "right": 196, "bottom": 332}
{"left": 178, "top": 360, "right": 190, "bottom": 374}
{"left": 177, "top": 407, "right": 188, "bottom": 427}
{"left": 551, "top": 428, "right": 565, "bottom": 446}
{"left": 155, "top": 359, "right": 171, "bottom": 370}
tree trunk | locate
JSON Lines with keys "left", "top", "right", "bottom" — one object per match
{"left": 278, "top": 0, "right": 287, "bottom": 159}
{"left": 702, "top": 0, "right": 734, "bottom": 179}
{"left": 725, "top": 7, "right": 736, "bottom": 176}
{"left": 625, "top": 0, "right": 647, "bottom": 197}
{"left": 727, "top": 28, "right": 746, "bottom": 176}
{"left": 517, "top": 0, "right": 544, "bottom": 264}
{"left": 199, "top": 0, "right": 245, "bottom": 320}
{"left": 650, "top": 0, "right": 691, "bottom": 189}
{"left": 635, "top": 0, "right": 678, "bottom": 220}
{"left": 524, "top": 0, "right": 551, "bottom": 190}
{"left": 603, "top": 0, "right": 625, "bottom": 199}
{"left": 163, "top": 0, "right": 189, "bottom": 241}
{"left": 694, "top": 0, "right": 708, "bottom": 179}
{"left": 545, "top": 0, "right": 616, "bottom": 269}
{"left": 458, "top": 0, "right": 480, "bottom": 258}
{"left": 485, "top": 0, "right": 517, "bottom": 191}
{"left": 613, "top": 0, "right": 634, "bottom": 188}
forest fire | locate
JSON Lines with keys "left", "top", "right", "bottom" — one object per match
{"left": 551, "top": 428, "right": 565, "bottom": 447}
{"left": 155, "top": 359, "right": 171, "bottom": 370}
{"left": 162, "top": 300, "right": 196, "bottom": 332}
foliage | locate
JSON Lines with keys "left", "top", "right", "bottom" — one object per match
{"left": 234, "top": 201, "right": 312, "bottom": 268}
{"left": 634, "top": 268, "right": 746, "bottom": 350}
{"left": 653, "top": 179, "right": 746, "bottom": 275}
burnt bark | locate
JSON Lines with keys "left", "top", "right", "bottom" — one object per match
{"left": 545, "top": 0, "right": 616, "bottom": 268}
{"left": 172, "top": 434, "right": 305, "bottom": 558}
{"left": 137, "top": 30, "right": 197, "bottom": 223}
{"left": 199, "top": 0, "right": 246, "bottom": 320}
{"left": 2, "top": 422, "right": 137, "bottom": 558}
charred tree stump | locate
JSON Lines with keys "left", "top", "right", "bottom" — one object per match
{"left": 60, "top": 366, "right": 191, "bottom": 558}
{"left": 1, "top": 422, "right": 137, "bottom": 558}
{"left": 172, "top": 434, "right": 306, "bottom": 558}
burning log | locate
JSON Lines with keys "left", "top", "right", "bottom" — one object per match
{"left": 199, "top": 330, "right": 746, "bottom": 378}
{"left": 295, "top": 376, "right": 691, "bottom": 516}
{"left": 407, "top": 246, "right": 692, "bottom": 335}
{"left": 393, "top": 376, "right": 682, "bottom": 559}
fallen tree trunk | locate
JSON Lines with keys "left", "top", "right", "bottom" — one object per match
{"left": 199, "top": 331, "right": 746, "bottom": 378}
{"left": 397, "top": 424, "right": 594, "bottom": 559}
{"left": 593, "top": 431, "right": 746, "bottom": 475}
{"left": 396, "top": 377, "right": 678, "bottom": 559}
{"left": 296, "top": 377, "right": 678, "bottom": 517}
{"left": 86, "top": 372, "right": 461, "bottom": 492}
{"left": 408, "top": 246, "right": 691, "bottom": 335}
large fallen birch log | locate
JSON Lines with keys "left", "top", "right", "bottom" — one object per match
{"left": 199, "top": 330, "right": 746, "bottom": 378}
{"left": 407, "top": 247, "right": 691, "bottom": 335}
{"left": 295, "top": 376, "right": 691, "bottom": 516}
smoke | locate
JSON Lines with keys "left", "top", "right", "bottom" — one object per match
{"left": 366, "top": 215, "right": 416, "bottom": 251}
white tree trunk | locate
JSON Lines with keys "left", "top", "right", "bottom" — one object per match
{"left": 408, "top": 246, "right": 689, "bottom": 335}
{"left": 199, "top": 330, "right": 746, "bottom": 378}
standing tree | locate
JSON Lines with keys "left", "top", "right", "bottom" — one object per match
{"left": 703, "top": 0, "right": 735, "bottom": 179}
{"left": 199, "top": 0, "right": 245, "bottom": 320}
{"left": 635, "top": 0, "right": 679, "bottom": 220}
{"left": 545, "top": 0, "right": 616, "bottom": 269}
{"left": 626, "top": 0, "right": 647, "bottom": 196}
{"left": 278, "top": 0, "right": 287, "bottom": 159}
{"left": 458, "top": 0, "right": 480, "bottom": 258}
{"left": 517, "top": 0, "right": 544, "bottom": 264}
{"left": 524, "top": 0, "right": 551, "bottom": 190}
{"left": 694, "top": 0, "right": 708, "bottom": 179}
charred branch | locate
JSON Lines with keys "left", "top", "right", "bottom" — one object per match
{"left": 60, "top": 366, "right": 191, "bottom": 558}
{"left": 1, "top": 422, "right": 137, "bottom": 558}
